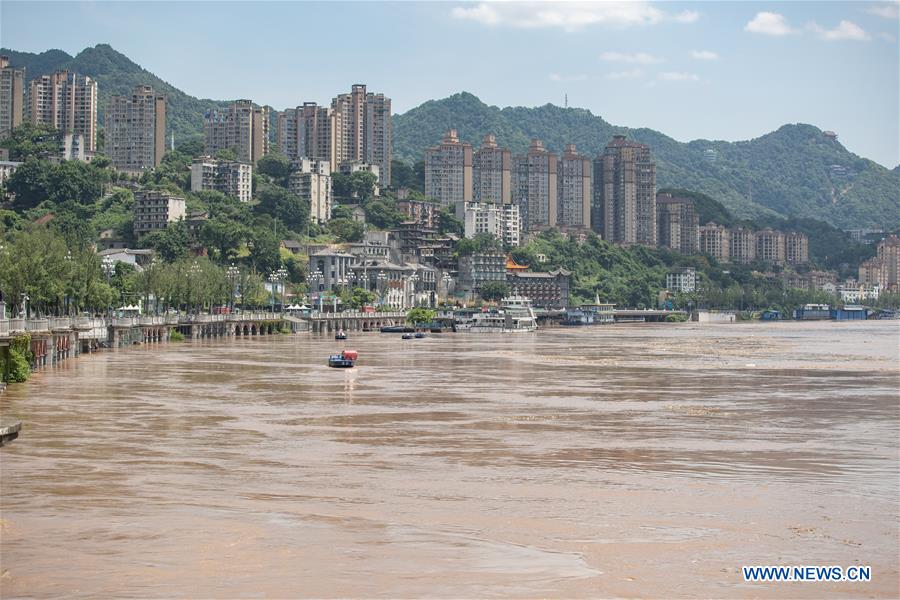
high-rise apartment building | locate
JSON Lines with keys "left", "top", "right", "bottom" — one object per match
{"left": 28, "top": 70, "right": 97, "bottom": 151}
{"left": 473, "top": 134, "right": 511, "bottom": 204}
{"left": 592, "top": 135, "right": 656, "bottom": 245}
{"left": 424, "top": 129, "right": 472, "bottom": 207}
{"left": 277, "top": 102, "right": 342, "bottom": 172}
{"left": 289, "top": 158, "right": 333, "bottom": 224}
{"left": 190, "top": 157, "right": 252, "bottom": 202}
{"left": 205, "top": 100, "right": 269, "bottom": 164}
{"left": 105, "top": 85, "right": 166, "bottom": 172}
{"left": 459, "top": 201, "right": 521, "bottom": 248}
{"left": 513, "top": 139, "right": 558, "bottom": 232}
{"left": 0, "top": 56, "right": 25, "bottom": 140}
{"left": 133, "top": 190, "right": 186, "bottom": 237}
{"left": 728, "top": 227, "right": 757, "bottom": 264}
{"left": 331, "top": 84, "right": 391, "bottom": 185}
{"left": 755, "top": 228, "right": 785, "bottom": 264}
{"left": 656, "top": 193, "right": 699, "bottom": 254}
{"left": 784, "top": 232, "right": 809, "bottom": 265}
{"left": 557, "top": 144, "right": 591, "bottom": 229}
{"left": 699, "top": 223, "right": 730, "bottom": 262}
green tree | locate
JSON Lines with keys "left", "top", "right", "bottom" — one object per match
{"left": 256, "top": 152, "right": 291, "bottom": 180}
{"left": 142, "top": 221, "right": 190, "bottom": 262}
{"left": 254, "top": 183, "right": 309, "bottom": 232}
{"left": 364, "top": 199, "right": 404, "bottom": 229}
{"left": 479, "top": 281, "right": 510, "bottom": 302}
{"left": 0, "top": 123, "right": 59, "bottom": 160}
{"left": 350, "top": 171, "right": 377, "bottom": 201}
{"left": 349, "top": 287, "right": 376, "bottom": 309}
{"left": 327, "top": 218, "right": 364, "bottom": 242}
{"left": 406, "top": 307, "right": 436, "bottom": 325}
{"left": 390, "top": 160, "right": 417, "bottom": 190}
{"left": 6, "top": 159, "right": 51, "bottom": 210}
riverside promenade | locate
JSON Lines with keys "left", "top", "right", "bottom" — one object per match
{"left": 0, "top": 309, "right": 409, "bottom": 379}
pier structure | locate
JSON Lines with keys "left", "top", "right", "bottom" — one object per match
{"left": 306, "top": 310, "right": 407, "bottom": 333}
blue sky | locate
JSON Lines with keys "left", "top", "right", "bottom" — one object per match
{"left": 2, "top": 1, "right": 899, "bottom": 167}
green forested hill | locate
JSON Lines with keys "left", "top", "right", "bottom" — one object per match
{"left": 1, "top": 44, "right": 228, "bottom": 145}
{"left": 393, "top": 92, "right": 899, "bottom": 229}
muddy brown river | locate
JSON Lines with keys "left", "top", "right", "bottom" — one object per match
{"left": 1, "top": 321, "right": 898, "bottom": 598}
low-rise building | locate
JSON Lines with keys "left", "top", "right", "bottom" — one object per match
{"left": 458, "top": 252, "right": 507, "bottom": 296}
{"left": 133, "top": 190, "right": 186, "bottom": 237}
{"left": 98, "top": 247, "right": 154, "bottom": 269}
{"left": 837, "top": 282, "right": 881, "bottom": 303}
{"left": 507, "top": 268, "right": 571, "bottom": 308}
{"left": 338, "top": 160, "right": 381, "bottom": 190}
{"left": 397, "top": 199, "right": 437, "bottom": 229}
{"left": 665, "top": 267, "right": 697, "bottom": 293}
{"left": 0, "top": 159, "right": 22, "bottom": 187}
{"left": 190, "top": 156, "right": 253, "bottom": 202}
{"left": 308, "top": 246, "right": 355, "bottom": 293}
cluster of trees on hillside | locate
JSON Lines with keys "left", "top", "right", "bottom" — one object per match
{"left": 510, "top": 229, "right": 883, "bottom": 311}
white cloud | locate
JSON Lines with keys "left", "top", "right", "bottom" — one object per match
{"left": 674, "top": 10, "right": 700, "bottom": 24}
{"left": 745, "top": 12, "right": 796, "bottom": 36}
{"left": 810, "top": 20, "right": 871, "bottom": 41}
{"left": 690, "top": 49, "right": 718, "bottom": 60}
{"left": 600, "top": 51, "right": 662, "bottom": 64}
{"left": 451, "top": 1, "right": 695, "bottom": 31}
{"left": 549, "top": 72, "right": 588, "bottom": 82}
{"left": 866, "top": 3, "right": 900, "bottom": 19}
{"left": 606, "top": 69, "right": 644, "bottom": 80}
{"left": 659, "top": 71, "right": 700, "bottom": 82}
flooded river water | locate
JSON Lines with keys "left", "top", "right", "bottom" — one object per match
{"left": 1, "top": 321, "right": 898, "bottom": 598}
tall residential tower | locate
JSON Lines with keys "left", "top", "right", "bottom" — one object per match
{"left": 592, "top": 135, "right": 656, "bottom": 245}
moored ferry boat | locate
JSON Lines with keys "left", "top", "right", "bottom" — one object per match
{"left": 456, "top": 296, "right": 538, "bottom": 333}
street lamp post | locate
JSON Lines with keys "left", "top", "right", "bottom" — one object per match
{"left": 227, "top": 263, "right": 240, "bottom": 313}
{"left": 441, "top": 272, "right": 452, "bottom": 306}
{"left": 189, "top": 261, "right": 202, "bottom": 314}
{"left": 407, "top": 273, "right": 420, "bottom": 308}
{"left": 64, "top": 250, "right": 73, "bottom": 316}
{"left": 102, "top": 257, "right": 115, "bottom": 320}
{"left": 376, "top": 272, "right": 387, "bottom": 309}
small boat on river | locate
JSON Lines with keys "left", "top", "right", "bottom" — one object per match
{"left": 328, "top": 349, "right": 358, "bottom": 368}
{"left": 335, "top": 330, "right": 347, "bottom": 340}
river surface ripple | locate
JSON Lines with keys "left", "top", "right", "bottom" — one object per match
{"left": 1, "top": 321, "right": 898, "bottom": 598}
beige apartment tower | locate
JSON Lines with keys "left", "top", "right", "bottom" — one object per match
{"left": 513, "top": 139, "right": 558, "bottom": 232}
{"left": 656, "top": 193, "right": 699, "bottom": 254}
{"left": 784, "top": 232, "right": 809, "bottom": 265}
{"left": 0, "top": 56, "right": 25, "bottom": 140}
{"left": 473, "top": 134, "right": 511, "bottom": 204}
{"left": 699, "top": 223, "right": 730, "bottom": 262}
{"left": 592, "top": 135, "right": 656, "bottom": 245}
{"left": 277, "top": 102, "right": 342, "bottom": 172}
{"left": 331, "top": 84, "right": 391, "bottom": 185}
{"left": 28, "top": 70, "right": 98, "bottom": 151}
{"left": 558, "top": 144, "right": 591, "bottom": 229}
{"left": 424, "top": 129, "right": 473, "bottom": 207}
{"left": 728, "top": 227, "right": 757, "bottom": 264}
{"left": 755, "top": 228, "right": 785, "bottom": 264}
{"left": 105, "top": 85, "right": 166, "bottom": 172}
{"left": 205, "top": 100, "right": 269, "bottom": 164}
